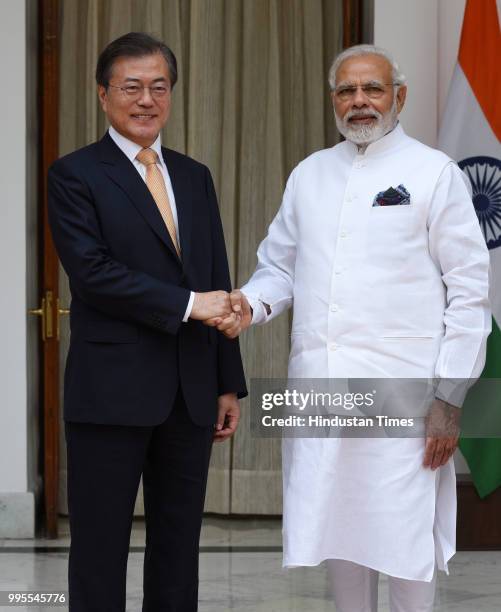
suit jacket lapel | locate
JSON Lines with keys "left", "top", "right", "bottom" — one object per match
{"left": 97, "top": 132, "right": 181, "bottom": 262}
{"left": 162, "top": 147, "right": 193, "bottom": 273}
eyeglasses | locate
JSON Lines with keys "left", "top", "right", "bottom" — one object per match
{"left": 107, "top": 83, "right": 170, "bottom": 99}
{"left": 334, "top": 83, "right": 398, "bottom": 101}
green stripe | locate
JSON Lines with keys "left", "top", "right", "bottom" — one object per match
{"left": 459, "top": 316, "right": 501, "bottom": 498}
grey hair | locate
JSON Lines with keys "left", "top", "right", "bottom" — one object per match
{"left": 328, "top": 44, "right": 407, "bottom": 90}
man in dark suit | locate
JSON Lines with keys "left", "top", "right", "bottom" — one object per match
{"left": 48, "top": 32, "right": 246, "bottom": 612}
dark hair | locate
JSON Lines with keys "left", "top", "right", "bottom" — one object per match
{"left": 95, "top": 32, "right": 178, "bottom": 89}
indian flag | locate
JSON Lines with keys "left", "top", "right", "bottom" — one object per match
{"left": 438, "top": 0, "right": 501, "bottom": 498}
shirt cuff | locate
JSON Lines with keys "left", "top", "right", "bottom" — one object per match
{"left": 183, "top": 291, "right": 195, "bottom": 322}
{"left": 434, "top": 378, "right": 470, "bottom": 408}
{"left": 242, "top": 293, "right": 269, "bottom": 325}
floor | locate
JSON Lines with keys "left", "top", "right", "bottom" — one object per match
{"left": 1, "top": 517, "right": 500, "bottom": 611}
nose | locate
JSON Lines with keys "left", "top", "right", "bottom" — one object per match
{"left": 137, "top": 87, "right": 154, "bottom": 106}
{"left": 352, "top": 86, "right": 369, "bottom": 107}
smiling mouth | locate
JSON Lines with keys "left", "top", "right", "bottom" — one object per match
{"left": 349, "top": 116, "right": 377, "bottom": 124}
{"left": 131, "top": 114, "right": 157, "bottom": 121}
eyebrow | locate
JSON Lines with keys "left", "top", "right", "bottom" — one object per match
{"left": 122, "top": 76, "right": 169, "bottom": 83}
{"left": 336, "top": 79, "right": 385, "bottom": 88}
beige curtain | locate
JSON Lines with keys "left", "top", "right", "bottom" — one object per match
{"left": 58, "top": 0, "right": 343, "bottom": 515}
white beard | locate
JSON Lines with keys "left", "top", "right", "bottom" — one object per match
{"left": 335, "top": 96, "right": 399, "bottom": 146}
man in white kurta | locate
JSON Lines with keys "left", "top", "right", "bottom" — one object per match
{"left": 214, "top": 45, "right": 490, "bottom": 611}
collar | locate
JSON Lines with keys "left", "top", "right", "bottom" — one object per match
{"left": 346, "top": 122, "right": 406, "bottom": 158}
{"left": 108, "top": 125, "right": 163, "bottom": 164}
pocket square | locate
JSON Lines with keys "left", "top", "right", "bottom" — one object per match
{"left": 373, "top": 184, "right": 411, "bottom": 207}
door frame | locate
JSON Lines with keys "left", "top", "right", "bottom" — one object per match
{"left": 39, "top": 0, "right": 61, "bottom": 539}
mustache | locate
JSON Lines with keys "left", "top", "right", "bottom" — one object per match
{"left": 345, "top": 109, "right": 382, "bottom": 121}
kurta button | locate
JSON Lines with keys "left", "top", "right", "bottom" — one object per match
{"left": 330, "top": 304, "right": 338, "bottom": 312}
{"left": 329, "top": 343, "right": 337, "bottom": 351}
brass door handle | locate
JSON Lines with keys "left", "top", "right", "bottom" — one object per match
{"left": 28, "top": 307, "right": 44, "bottom": 316}
{"left": 28, "top": 295, "right": 50, "bottom": 341}
{"left": 29, "top": 292, "right": 70, "bottom": 341}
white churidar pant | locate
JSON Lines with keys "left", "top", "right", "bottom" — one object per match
{"left": 327, "top": 559, "right": 437, "bottom": 612}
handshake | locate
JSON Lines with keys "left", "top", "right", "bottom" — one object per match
{"left": 190, "top": 290, "right": 252, "bottom": 339}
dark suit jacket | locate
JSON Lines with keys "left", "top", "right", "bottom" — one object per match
{"left": 48, "top": 132, "right": 247, "bottom": 427}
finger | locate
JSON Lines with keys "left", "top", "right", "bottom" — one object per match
{"left": 442, "top": 440, "right": 458, "bottom": 466}
{"left": 431, "top": 441, "right": 446, "bottom": 470}
{"left": 216, "top": 314, "right": 238, "bottom": 331}
{"left": 217, "top": 315, "right": 242, "bottom": 338}
{"left": 213, "top": 422, "right": 237, "bottom": 442}
{"left": 222, "top": 322, "right": 242, "bottom": 339}
{"left": 440, "top": 447, "right": 453, "bottom": 467}
{"left": 242, "top": 296, "right": 252, "bottom": 317}
{"left": 203, "top": 317, "right": 222, "bottom": 327}
{"left": 230, "top": 290, "right": 242, "bottom": 313}
{"left": 213, "top": 426, "right": 229, "bottom": 442}
{"left": 213, "top": 409, "right": 240, "bottom": 440}
{"left": 218, "top": 322, "right": 239, "bottom": 335}
{"left": 215, "top": 407, "right": 226, "bottom": 432}
{"left": 213, "top": 430, "right": 232, "bottom": 442}
{"left": 225, "top": 411, "right": 240, "bottom": 433}
{"left": 223, "top": 328, "right": 241, "bottom": 340}
{"left": 423, "top": 437, "right": 436, "bottom": 468}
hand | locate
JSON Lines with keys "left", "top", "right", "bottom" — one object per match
{"left": 205, "top": 290, "right": 252, "bottom": 339}
{"left": 423, "top": 398, "right": 461, "bottom": 470}
{"left": 190, "top": 291, "right": 231, "bottom": 321}
{"left": 214, "top": 393, "right": 240, "bottom": 442}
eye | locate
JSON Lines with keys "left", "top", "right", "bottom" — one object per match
{"left": 364, "top": 86, "right": 385, "bottom": 96}
{"left": 124, "top": 85, "right": 141, "bottom": 94}
{"left": 152, "top": 86, "right": 168, "bottom": 95}
{"left": 337, "top": 87, "right": 355, "bottom": 98}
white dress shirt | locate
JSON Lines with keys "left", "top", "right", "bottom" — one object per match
{"left": 108, "top": 126, "right": 194, "bottom": 321}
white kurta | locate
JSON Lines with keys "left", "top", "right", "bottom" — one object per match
{"left": 242, "top": 124, "right": 490, "bottom": 581}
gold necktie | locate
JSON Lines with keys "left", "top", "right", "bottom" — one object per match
{"left": 136, "top": 148, "right": 180, "bottom": 256}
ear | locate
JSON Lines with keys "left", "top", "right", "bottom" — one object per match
{"left": 97, "top": 85, "right": 108, "bottom": 112}
{"left": 395, "top": 85, "right": 407, "bottom": 114}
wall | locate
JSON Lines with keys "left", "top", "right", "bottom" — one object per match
{"left": 438, "top": 0, "right": 467, "bottom": 121}
{"left": 0, "top": 0, "right": 35, "bottom": 537}
{"left": 374, "top": 0, "right": 466, "bottom": 147}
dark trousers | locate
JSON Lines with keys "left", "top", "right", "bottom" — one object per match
{"left": 65, "top": 390, "right": 214, "bottom": 612}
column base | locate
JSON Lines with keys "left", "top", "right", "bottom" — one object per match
{"left": 0, "top": 492, "right": 35, "bottom": 538}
